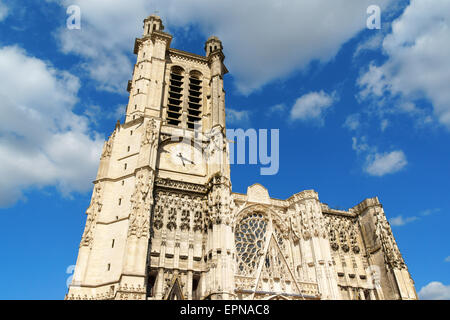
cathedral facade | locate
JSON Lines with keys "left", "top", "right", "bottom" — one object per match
{"left": 66, "top": 15, "right": 417, "bottom": 300}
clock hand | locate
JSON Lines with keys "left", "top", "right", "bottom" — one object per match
{"left": 177, "top": 153, "right": 195, "bottom": 165}
{"left": 177, "top": 153, "right": 186, "bottom": 166}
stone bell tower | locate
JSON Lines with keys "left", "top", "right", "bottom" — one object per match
{"left": 66, "top": 14, "right": 234, "bottom": 300}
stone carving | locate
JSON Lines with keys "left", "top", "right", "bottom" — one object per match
{"left": 151, "top": 191, "right": 207, "bottom": 233}
{"left": 155, "top": 178, "right": 208, "bottom": 194}
{"left": 80, "top": 184, "right": 103, "bottom": 247}
{"left": 235, "top": 276, "right": 256, "bottom": 292}
{"left": 288, "top": 190, "right": 319, "bottom": 205}
{"left": 166, "top": 207, "right": 177, "bottom": 231}
{"left": 116, "top": 284, "right": 146, "bottom": 300}
{"left": 207, "top": 175, "right": 231, "bottom": 225}
{"left": 203, "top": 128, "right": 226, "bottom": 161}
{"left": 329, "top": 227, "right": 339, "bottom": 251}
{"left": 180, "top": 208, "right": 190, "bottom": 231}
{"left": 373, "top": 209, "right": 405, "bottom": 269}
{"left": 152, "top": 201, "right": 164, "bottom": 230}
{"left": 128, "top": 169, "right": 154, "bottom": 238}
{"left": 247, "top": 184, "right": 271, "bottom": 204}
{"left": 193, "top": 200, "right": 204, "bottom": 232}
{"left": 289, "top": 199, "right": 328, "bottom": 241}
{"left": 101, "top": 131, "right": 115, "bottom": 159}
{"left": 235, "top": 213, "right": 268, "bottom": 276}
{"left": 325, "top": 215, "right": 360, "bottom": 255}
{"left": 255, "top": 235, "right": 301, "bottom": 297}
{"left": 142, "top": 118, "right": 158, "bottom": 147}
{"left": 271, "top": 211, "right": 290, "bottom": 240}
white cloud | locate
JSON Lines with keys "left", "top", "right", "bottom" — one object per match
{"left": 111, "top": 105, "right": 126, "bottom": 121}
{"left": 344, "top": 113, "right": 361, "bottom": 131}
{"left": 389, "top": 207, "right": 442, "bottom": 227}
{"left": 290, "top": 91, "right": 337, "bottom": 124}
{"left": 421, "top": 208, "right": 441, "bottom": 216}
{"left": 350, "top": 136, "right": 407, "bottom": 177}
{"left": 351, "top": 136, "right": 370, "bottom": 154}
{"left": 365, "top": 150, "right": 407, "bottom": 176}
{"left": 353, "top": 33, "right": 384, "bottom": 57}
{"left": 358, "top": 0, "right": 450, "bottom": 129}
{"left": 0, "top": 1, "right": 8, "bottom": 21}
{"left": 54, "top": 0, "right": 393, "bottom": 94}
{"left": 389, "top": 215, "right": 419, "bottom": 227}
{"left": 83, "top": 105, "right": 102, "bottom": 125}
{"left": 380, "top": 119, "right": 389, "bottom": 132}
{"left": 268, "top": 104, "right": 286, "bottom": 116}
{"left": 226, "top": 108, "right": 250, "bottom": 126}
{"left": 0, "top": 46, "right": 104, "bottom": 207}
{"left": 419, "top": 282, "right": 450, "bottom": 300}
{"left": 84, "top": 104, "right": 126, "bottom": 125}
{"left": 445, "top": 256, "right": 450, "bottom": 263}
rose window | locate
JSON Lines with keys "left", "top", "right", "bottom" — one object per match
{"left": 235, "top": 213, "right": 267, "bottom": 275}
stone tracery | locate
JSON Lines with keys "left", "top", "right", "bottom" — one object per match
{"left": 235, "top": 212, "right": 268, "bottom": 276}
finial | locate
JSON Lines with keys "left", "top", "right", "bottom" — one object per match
{"left": 205, "top": 36, "right": 223, "bottom": 56}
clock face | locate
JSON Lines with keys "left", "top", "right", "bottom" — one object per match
{"left": 157, "top": 142, "right": 206, "bottom": 176}
{"left": 170, "top": 143, "right": 194, "bottom": 167}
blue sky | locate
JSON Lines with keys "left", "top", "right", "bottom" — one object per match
{"left": 0, "top": 0, "right": 449, "bottom": 299}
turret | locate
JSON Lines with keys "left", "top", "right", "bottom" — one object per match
{"left": 143, "top": 14, "right": 164, "bottom": 36}
{"left": 204, "top": 36, "right": 227, "bottom": 131}
{"left": 205, "top": 36, "right": 223, "bottom": 57}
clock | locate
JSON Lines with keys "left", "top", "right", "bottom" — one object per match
{"left": 170, "top": 143, "right": 196, "bottom": 168}
{"left": 157, "top": 142, "right": 206, "bottom": 176}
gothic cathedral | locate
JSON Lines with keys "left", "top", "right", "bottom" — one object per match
{"left": 66, "top": 15, "right": 417, "bottom": 300}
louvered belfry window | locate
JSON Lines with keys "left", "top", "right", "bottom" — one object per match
{"left": 187, "top": 71, "right": 202, "bottom": 129}
{"left": 167, "top": 66, "right": 183, "bottom": 126}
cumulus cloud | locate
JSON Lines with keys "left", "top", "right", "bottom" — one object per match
{"left": 365, "top": 150, "right": 407, "bottom": 176}
{"left": 53, "top": 0, "right": 393, "bottom": 94}
{"left": 351, "top": 136, "right": 371, "bottom": 154}
{"left": 351, "top": 135, "right": 407, "bottom": 177}
{"left": 0, "top": 46, "right": 104, "bottom": 207}
{"left": 344, "top": 113, "right": 361, "bottom": 131}
{"left": 419, "top": 282, "right": 450, "bottom": 300}
{"left": 357, "top": 0, "right": 450, "bottom": 129}
{"left": 226, "top": 108, "right": 250, "bottom": 126}
{"left": 389, "top": 215, "right": 418, "bottom": 227}
{"left": 353, "top": 33, "right": 384, "bottom": 58}
{"left": 290, "top": 91, "right": 337, "bottom": 124}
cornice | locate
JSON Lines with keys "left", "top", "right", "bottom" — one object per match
{"left": 168, "top": 48, "right": 208, "bottom": 65}
{"left": 155, "top": 177, "right": 208, "bottom": 194}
